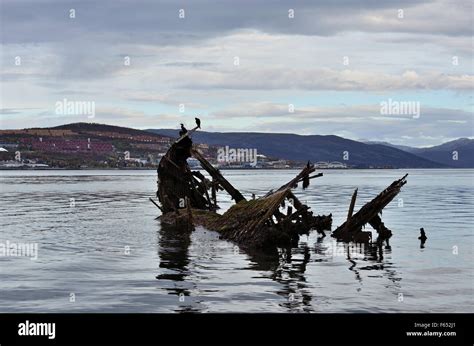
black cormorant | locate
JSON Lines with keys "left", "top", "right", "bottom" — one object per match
{"left": 179, "top": 123, "right": 188, "bottom": 136}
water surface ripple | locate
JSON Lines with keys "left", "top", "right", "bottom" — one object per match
{"left": 0, "top": 169, "right": 472, "bottom": 312}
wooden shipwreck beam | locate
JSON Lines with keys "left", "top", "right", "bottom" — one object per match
{"left": 332, "top": 174, "right": 408, "bottom": 244}
{"left": 180, "top": 182, "right": 332, "bottom": 251}
{"left": 191, "top": 148, "right": 245, "bottom": 203}
{"left": 157, "top": 125, "right": 332, "bottom": 251}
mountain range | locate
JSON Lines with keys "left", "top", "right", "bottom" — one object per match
{"left": 148, "top": 128, "right": 473, "bottom": 168}
{"left": 1, "top": 122, "right": 471, "bottom": 168}
{"left": 364, "top": 139, "right": 474, "bottom": 168}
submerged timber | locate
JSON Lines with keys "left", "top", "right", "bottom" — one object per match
{"left": 332, "top": 174, "right": 408, "bottom": 245}
{"left": 153, "top": 126, "right": 407, "bottom": 252}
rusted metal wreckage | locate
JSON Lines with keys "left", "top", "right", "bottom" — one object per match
{"left": 151, "top": 126, "right": 407, "bottom": 252}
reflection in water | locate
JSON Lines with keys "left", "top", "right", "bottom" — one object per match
{"left": 247, "top": 246, "right": 314, "bottom": 312}
{"left": 0, "top": 170, "right": 471, "bottom": 313}
{"left": 346, "top": 242, "right": 401, "bottom": 289}
{"left": 286, "top": 237, "right": 402, "bottom": 308}
{"left": 347, "top": 246, "right": 362, "bottom": 286}
{"left": 156, "top": 223, "right": 403, "bottom": 313}
{"left": 156, "top": 224, "right": 201, "bottom": 312}
{"left": 249, "top": 239, "right": 402, "bottom": 312}
{"left": 156, "top": 224, "right": 192, "bottom": 282}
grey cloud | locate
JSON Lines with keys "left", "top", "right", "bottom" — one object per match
{"left": 207, "top": 102, "right": 473, "bottom": 146}
{"left": 160, "top": 61, "right": 218, "bottom": 68}
{"left": 0, "top": 108, "right": 22, "bottom": 115}
{"left": 0, "top": 107, "right": 42, "bottom": 115}
{"left": 1, "top": 0, "right": 472, "bottom": 146}
{"left": 176, "top": 68, "right": 473, "bottom": 91}
{"left": 1, "top": 0, "right": 470, "bottom": 47}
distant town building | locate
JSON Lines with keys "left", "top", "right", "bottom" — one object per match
{"left": 314, "top": 161, "right": 347, "bottom": 169}
{"left": 21, "top": 138, "right": 113, "bottom": 153}
{"left": 266, "top": 160, "right": 290, "bottom": 169}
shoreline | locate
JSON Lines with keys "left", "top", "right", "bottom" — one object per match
{"left": 0, "top": 167, "right": 471, "bottom": 171}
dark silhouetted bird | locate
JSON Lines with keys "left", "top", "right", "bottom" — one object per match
{"left": 179, "top": 123, "right": 188, "bottom": 136}
{"left": 306, "top": 160, "right": 311, "bottom": 168}
{"left": 195, "top": 117, "right": 201, "bottom": 129}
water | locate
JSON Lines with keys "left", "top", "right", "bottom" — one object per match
{"left": 0, "top": 169, "right": 472, "bottom": 313}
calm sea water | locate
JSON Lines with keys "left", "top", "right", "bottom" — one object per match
{"left": 0, "top": 169, "right": 472, "bottom": 313}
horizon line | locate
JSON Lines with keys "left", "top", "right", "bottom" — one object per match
{"left": 1, "top": 121, "right": 472, "bottom": 149}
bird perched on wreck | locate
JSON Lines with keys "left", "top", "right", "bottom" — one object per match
{"left": 179, "top": 123, "right": 188, "bottom": 136}
{"left": 195, "top": 117, "right": 201, "bottom": 129}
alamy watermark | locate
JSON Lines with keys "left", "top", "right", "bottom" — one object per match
{"left": 0, "top": 240, "right": 38, "bottom": 260}
{"left": 380, "top": 98, "right": 420, "bottom": 119}
{"left": 217, "top": 146, "right": 257, "bottom": 166}
{"left": 315, "top": 240, "right": 366, "bottom": 258}
{"left": 55, "top": 98, "right": 95, "bottom": 118}
{"left": 18, "top": 320, "right": 55, "bottom": 339}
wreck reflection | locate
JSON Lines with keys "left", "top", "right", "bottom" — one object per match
{"left": 156, "top": 223, "right": 191, "bottom": 282}
{"left": 347, "top": 246, "right": 363, "bottom": 285}
{"left": 156, "top": 223, "right": 202, "bottom": 312}
{"left": 343, "top": 241, "right": 401, "bottom": 289}
{"left": 247, "top": 237, "right": 402, "bottom": 312}
{"left": 247, "top": 245, "right": 315, "bottom": 313}
{"left": 155, "top": 223, "right": 401, "bottom": 313}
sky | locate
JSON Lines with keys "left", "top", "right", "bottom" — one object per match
{"left": 0, "top": 0, "right": 473, "bottom": 147}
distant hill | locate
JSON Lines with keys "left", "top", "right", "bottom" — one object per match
{"left": 52, "top": 122, "right": 171, "bottom": 139}
{"left": 0, "top": 122, "right": 175, "bottom": 169}
{"left": 365, "top": 138, "right": 474, "bottom": 168}
{"left": 407, "top": 138, "right": 474, "bottom": 168}
{"left": 363, "top": 141, "right": 416, "bottom": 153}
{"left": 4, "top": 122, "right": 469, "bottom": 168}
{"left": 147, "top": 129, "right": 446, "bottom": 168}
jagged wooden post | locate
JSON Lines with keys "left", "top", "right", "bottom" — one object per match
{"left": 347, "top": 188, "right": 358, "bottom": 221}
{"left": 332, "top": 175, "right": 408, "bottom": 243}
{"left": 341, "top": 188, "right": 358, "bottom": 240}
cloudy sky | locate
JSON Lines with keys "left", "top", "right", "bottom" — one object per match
{"left": 0, "top": 0, "right": 472, "bottom": 146}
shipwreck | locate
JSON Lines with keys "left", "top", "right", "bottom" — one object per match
{"left": 151, "top": 125, "right": 407, "bottom": 252}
